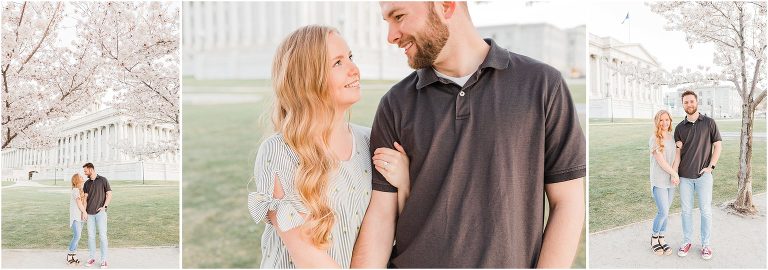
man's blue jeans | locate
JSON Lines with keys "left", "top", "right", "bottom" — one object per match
{"left": 679, "top": 172, "right": 713, "bottom": 246}
{"left": 87, "top": 211, "right": 108, "bottom": 261}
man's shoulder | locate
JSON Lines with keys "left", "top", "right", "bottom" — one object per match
{"left": 701, "top": 114, "right": 717, "bottom": 123}
{"left": 676, "top": 118, "right": 688, "bottom": 127}
{"left": 377, "top": 71, "right": 419, "bottom": 110}
{"left": 507, "top": 51, "right": 562, "bottom": 79}
{"left": 386, "top": 71, "right": 419, "bottom": 96}
{"left": 96, "top": 175, "right": 108, "bottom": 182}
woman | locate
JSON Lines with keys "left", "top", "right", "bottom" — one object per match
{"left": 67, "top": 173, "right": 87, "bottom": 265}
{"left": 648, "top": 110, "right": 680, "bottom": 256}
{"left": 247, "top": 25, "right": 409, "bottom": 268}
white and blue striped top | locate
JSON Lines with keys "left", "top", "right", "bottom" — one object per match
{"left": 248, "top": 124, "right": 373, "bottom": 268}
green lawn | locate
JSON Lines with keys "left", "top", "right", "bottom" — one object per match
{"left": 569, "top": 82, "right": 586, "bottom": 104}
{"left": 2, "top": 181, "right": 179, "bottom": 248}
{"left": 588, "top": 121, "right": 767, "bottom": 233}
{"left": 590, "top": 117, "right": 766, "bottom": 134}
{"left": 182, "top": 81, "right": 587, "bottom": 268}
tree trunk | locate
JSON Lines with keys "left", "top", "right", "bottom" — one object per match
{"left": 731, "top": 103, "right": 757, "bottom": 214}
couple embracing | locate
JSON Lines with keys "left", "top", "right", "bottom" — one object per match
{"left": 650, "top": 90, "right": 722, "bottom": 260}
{"left": 248, "top": 2, "right": 586, "bottom": 268}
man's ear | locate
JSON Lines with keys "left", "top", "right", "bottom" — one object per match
{"left": 439, "top": 2, "right": 457, "bottom": 20}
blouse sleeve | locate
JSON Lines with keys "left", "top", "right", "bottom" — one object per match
{"left": 247, "top": 137, "right": 308, "bottom": 232}
{"left": 649, "top": 136, "right": 659, "bottom": 154}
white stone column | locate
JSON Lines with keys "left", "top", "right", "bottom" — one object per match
{"left": 90, "top": 128, "right": 96, "bottom": 163}
{"left": 57, "top": 139, "right": 62, "bottom": 165}
{"left": 105, "top": 124, "right": 111, "bottom": 162}
{"left": 243, "top": 2, "right": 253, "bottom": 47}
{"left": 73, "top": 133, "right": 77, "bottom": 165}
{"left": 204, "top": 2, "right": 215, "bottom": 50}
{"left": 258, "top": 2, "right": 267, "bottom": 45}
{"left": 229, "top": 2, "right": 239, "bottom": 47}
{"left": 64, "top": 136, "right": 68, "bottom": 166}
{"left": 131, "top": 124, "right": 137, "bottom": 147}
{"left": 78, "top": 132, "right": 83, "bottom": 164}
{"left": 97, "top": 126, "right": 102, "bottom": 162}
{"left": 215, "top": 2, "right": 226, "bottom": 49}
{"left": 85, "top": 130, "right": 91, "bottom": 163}
{"left": 182, "top": 2, "right": 193, "bottom": 53}
{"left": 120, "top": 122, "right": 127, "bottom": 161}
{"left": 69, "top": 135, "right": 74, "bottom": 166}
{"left": 83, "top": 130, "right": 88, "bottom": 163}
{"left": 274, "top": 3, "right": 283, "bottom": 43}
{"left": 193, "top": 2, "right": 205, "bottom": 52}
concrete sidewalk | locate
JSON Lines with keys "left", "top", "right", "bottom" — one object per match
{"left": 589, "top": 193, "right": 766, "bottom": 268}
{"left": 2, "top": 247, "right": 179, "bottom": 268}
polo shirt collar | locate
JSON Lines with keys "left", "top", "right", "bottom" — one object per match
{"left": 415, "top": 38, "right": 510, "bottom": 90}
{"left": 685, "top": 113, "right": 705, "bottom": 123}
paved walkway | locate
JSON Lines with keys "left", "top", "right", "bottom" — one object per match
{"left": 2, "top": 247, "right": 179, "bottom": 268}
{"left": 589, "top": 193, "right": 766, "bottom": 268}
{"left": 2, "top": 180, "right": 46, "bottom": 189}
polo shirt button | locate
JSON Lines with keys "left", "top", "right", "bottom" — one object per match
{"left": 459, "top": 91, "right": 465, "bottom": 97}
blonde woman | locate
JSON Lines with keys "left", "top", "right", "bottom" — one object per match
{"left": 649, "top": 110, "right": 680, "bottom": 256}
{"left": 247, "top": 25, "right": 409, "bottom": 268}
{"left": 67, "top": 174, "right": 87, "bottom": 265}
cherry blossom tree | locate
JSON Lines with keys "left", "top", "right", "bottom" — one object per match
{"left": 2, "top": 1, "right": 180, "bottom": 159}
{"left": 1, "top": 2, "right": 103, "bottom": 150}
{"left": 649, "top": 1, "right": 766, "bottom": 215}
{"left": 74, "top": 2, "right": 180, "bottom": 153}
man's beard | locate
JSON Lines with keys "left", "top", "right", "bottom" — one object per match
{"left": 404, "top": 9, "right": 449, "bottom": 69}
{"left": 685, "top": 106, "right": 697, "bottom": 115}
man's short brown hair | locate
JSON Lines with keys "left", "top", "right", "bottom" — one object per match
{"left": 83, "top": 163, "right": 94, "bottom": 169}
{"left": 681, "top": 90, "right": 698, "bottom": 100}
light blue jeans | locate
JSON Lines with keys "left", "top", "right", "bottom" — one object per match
{"left": 68, "top": 220, "right": 83, "bottom": 252}
{"left": 680, "top": 172, "right": 713, "bottom": 246}
{"left": 87, "top": 211, "right": 108, "bottom": 261}
{"left": 651, "top": 186, "right": 675, "bottom": 235}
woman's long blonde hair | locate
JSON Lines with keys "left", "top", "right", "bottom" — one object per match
{"left": 271, "top": 25, "right": 339, "bottom": 249}
{"left": 653, "top": 110, "right": 673, "bottom": 153}
{"left": 71, "top": 173, "right": 85, "bottom": 200}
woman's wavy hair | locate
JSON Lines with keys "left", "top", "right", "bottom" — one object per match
{"left": 71, "top": 173, "right": 85, "bottom": 200}
{"left": 653, "top": 110, "right": 673, "bottom": 153}
{"left": 271, "top": 25, "right": 340, "bottom": 249}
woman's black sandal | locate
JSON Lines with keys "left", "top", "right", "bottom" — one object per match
{"left": 67, "top": 253, "right": 80, "bottom": 266}
{"left": 651, "top": 235, "right": 664, "bottom": 255}
{"left": 658, "top": 235, "right": 672, "bottom": 255}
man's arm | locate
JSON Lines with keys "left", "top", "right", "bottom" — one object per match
{"left": 350, "top": 191, "right": 398, "bottom": 268}
{"left": 537, "top": 178, "right": 584, "bottom": 268}
{"left": 82, "top": 192, "right": 89, "bottom": 217}
{"left": 701, "top": 141, "right": 722, "bottom": 174}
{"left": 103, "top": 191, "right": 112, "bottom": 210}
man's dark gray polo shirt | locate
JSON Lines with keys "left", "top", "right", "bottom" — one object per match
{"left": 369, "top": 39, "right": 586, "bottom": 268}
{"left": 674, "top": 114, "right": 722, "bottom": 179}
{"left": 83, "top": 174, "right": 112, "bottom": 215}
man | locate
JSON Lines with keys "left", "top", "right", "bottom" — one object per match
{"left": 674, "top": 90, "right": 721, "bottom": 260}
{"left": 82, "top": 163, "right": 112, "bottom": 268}
{"left": 351, "top": 2, "right": 585, "bottom": 268}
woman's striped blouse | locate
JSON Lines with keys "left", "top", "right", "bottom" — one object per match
{"left": 248, "top": 124, "right": 373, "bottom": 268}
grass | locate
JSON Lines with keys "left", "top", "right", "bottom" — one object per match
{"left": 19, "top": 179, "right": 176, "bottom": 187}
{"left": 588, "top": 121, "right": 767, "bottom": 233}
{"left": 569, "top": 83, "right": 586, "bottom": 104}
{"left": 2, "top": 181, "right": 179, "bottom": 248}
{"left": 182, "top": 81, "right": 587, "bottom": 268}
{"left": 590, "top": 117, "right": 766, "bottom": 134}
